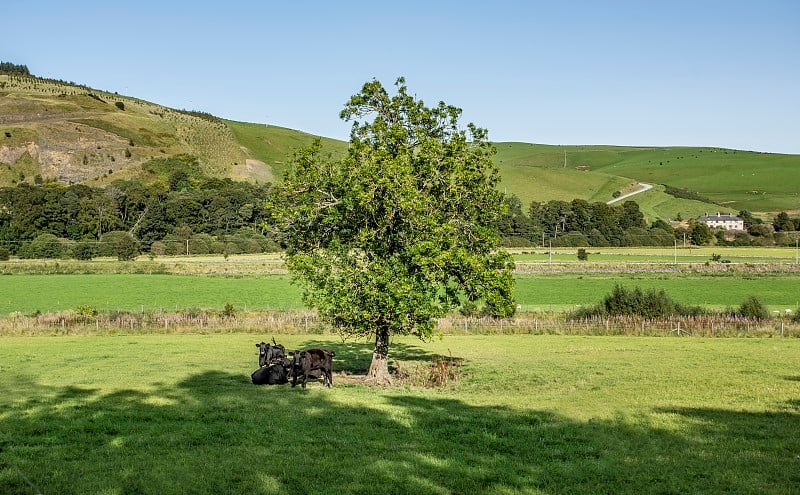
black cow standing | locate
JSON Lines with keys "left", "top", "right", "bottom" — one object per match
{"left": 290, "top": 349, "right": 335, "bottom": 388}
{"left": 256, "top": 341, "right": 286, "bottom": 368}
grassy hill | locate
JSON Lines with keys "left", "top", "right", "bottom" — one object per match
{"left": 493, "top": 143, "right": 800, "bottom": 219}
{"left": 2, "top": 72, "right": 797, "bottom": 220}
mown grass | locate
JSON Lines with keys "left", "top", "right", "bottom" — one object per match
{"left": 3, "top": 255, "right": 800, "bottom": 314}
{"left": 4, "top": 271, "right": 800, "bottom": 315}
{"left": 1, "top": 334, "right": 798, "bottom": 494}
{"left": 0, "top": 273, "right": 304, "bottom": 314}
{"left": 514, "top": 273, "right": 800, "bottom": 312}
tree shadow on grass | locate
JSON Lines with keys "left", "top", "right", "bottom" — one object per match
{"left": 290, "top": 338, "right": 445, "bottom": 375}
{"left": 2, "top": 371, "right": 799, "bottom": 495}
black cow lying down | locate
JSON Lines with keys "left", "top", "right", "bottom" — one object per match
{"left": 251, "top": 360, "right": 290, "bottom": 385}
{"left": 290, "top": 349, "right": 335, "bottom": 389}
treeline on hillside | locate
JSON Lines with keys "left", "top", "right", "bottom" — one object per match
{"left": 495, "top": 195, "right": 800, "bottom": 247}
{"left": 3, "top": 160, "right": 799, "bottom": 259}
{"left": 0, "top": 62, "right": 30, "bottom": 75}
{"left": 0, "top": 157, "right": 276, "bottom": 260}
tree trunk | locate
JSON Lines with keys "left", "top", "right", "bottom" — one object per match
{"left": 365, "top": 325, "right": 393, "bottom": 386}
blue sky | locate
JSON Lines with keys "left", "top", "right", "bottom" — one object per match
{"left": 4, "top": 1, "right": 799, "bottom": 153}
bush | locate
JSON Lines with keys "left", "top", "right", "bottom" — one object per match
{"left": 73, "top": 241, "right": 99, "bottom": 260}
{"left": 736, "top": 296, "right": 769, "bottom": 320}
{"left": 568, "top": 284, "right": 704, "bottom": 320}
{"left": 115, "top": 233, "right": 140, "bottom": 261}
{"left": 115, "top": 101, "right": 125, "bottom": 111}
{"left": 18, "top": 234, "right": 72, "bottom": 259}
{"left": 0, "top": 246, "right": 9, "bottom": 261}
{"left": 577, "top": 248, "right": 588, "bottom": 261}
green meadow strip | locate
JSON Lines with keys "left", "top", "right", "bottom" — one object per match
{"left": 5, "top": 272, "right": 800, "bottom": 315}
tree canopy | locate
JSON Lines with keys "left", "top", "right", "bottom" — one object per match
{"left": 271, "top": 78, "right": 515, "bottom": 384}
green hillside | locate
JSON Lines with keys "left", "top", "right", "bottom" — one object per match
{"left": 226, "top": 120, "right": 347, "bottom": 179}
{"left": 493, "top": 142, "right": 800, "bottom": 217}
{"left": 2, "top": 71, "right": 798, "bottom": 221}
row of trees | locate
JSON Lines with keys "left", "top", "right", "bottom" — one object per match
{"left": 495, "top": 196, "right": 800, "bottom": 247}
{"left": 495, "top": 197, "right": 676, "bottom": 246}
{"left": 0, "top": 62, "right": 30, "bottom": 75}
{"left": 0, "top": 159, "right": 275, "bottom": 258}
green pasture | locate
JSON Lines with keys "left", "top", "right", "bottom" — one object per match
{"left": 1, "top": 334, "right": 797, "bottom": 494}
{"left": 5, "top": 271, "right": 800, "bottom": 315}
{"left": 512, "top": 246, "right": 800, "bottom": 264}
{"left": 2, "top": 274, "right": 304, "bottom": 314}
{"left": 514, "top": 274, "right": 800, "bottom": 312}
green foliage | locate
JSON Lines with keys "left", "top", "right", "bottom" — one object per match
{"left": 76, "top": 305, "right": 98, "bottom": 317}
{"left": 689, "top": 221, "right": 714, "bottom": 245}
{"left": 773, "top": 211, "right": 795, "bottom": 232}
{"left": 577, "top": 248, "right": 588, "bottom": 261}
{"left": 663, "top": 184, "right": 716, "bottom": 204}
{"left": 0, "top": 61, "right": 30, "bottom": 75}
{"left": 272, "top": 78, "right": 515, "bottom": 379}
{"left": 221, "top": 302, "right": 236, "bottom": 318}
{"left": 114, "top": 101, "right": 125, "bottom": 111}
{"left": 114, "top": 232, "right": 140, "bottom": 261}
{"left": 736, "top": 295, "right": 769, "bottom": 320}
{"left": 0, "top": 179, "right": 274, "bottom": 255}
{"left": 570, "top": 284, "right": 704, "bottom": 319}
{"left": 73, "top": 240, "right": 98, "bottom": 260}
{"left": 0, "top": 246, "right": 9, "bottom": 261}
{"left": 18, "top": 233, "right": 73, "bottom": 259}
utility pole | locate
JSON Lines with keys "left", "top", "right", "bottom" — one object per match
{"left": 674, "top": 239, "right": 677, "bottom": 265}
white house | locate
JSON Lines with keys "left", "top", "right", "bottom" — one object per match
{"left": 698, "top": 213, "right": 744, "bottom": 231}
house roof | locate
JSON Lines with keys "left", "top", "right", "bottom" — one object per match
{"left": 698, "top": 213, "right": 742, "bottom": 222}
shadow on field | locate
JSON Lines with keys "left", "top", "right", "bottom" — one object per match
{"left": 2, "top": 373, "right": 799, "bottom": 494}
{"left": 288, "top": 338, "right": 440, "bottom": 374}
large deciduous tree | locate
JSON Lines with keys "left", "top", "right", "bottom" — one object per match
{"left": 271, "top": 78, "right": 515, "bottom": 385}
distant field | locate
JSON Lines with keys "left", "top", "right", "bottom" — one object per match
{"left": 512, "top": 246, "right": 800, "bottom": 264}
{"left": 514, "top": 273, "right": 800, "bottom": 312}
{"left": 1, "top": 274, "right": 304, "bottom": 314}
{"left": 4, "top": 270, "right": 799, "bottom": 314}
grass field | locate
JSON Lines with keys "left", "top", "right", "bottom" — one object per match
{"left": 3, "top": 271, "right": 800, "bottom": 315}
{"left": 0, "top": 274, "right": 304, "bottom": 314}
{"left": 1, "top": 334, "right": 798, "bottom": 494}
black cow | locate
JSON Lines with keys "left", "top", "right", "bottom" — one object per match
{"left": 256, "top": 341, "right": 287, "bottom": 368}
{"left": 290, "top": 349, "right": 335, "bottom": 388}
{"left": 251, "top": 362, "right": 289, "bottom": 385}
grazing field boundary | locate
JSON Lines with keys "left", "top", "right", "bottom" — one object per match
{"left": 2, "top": 309, "right": 797, "bottom": 338}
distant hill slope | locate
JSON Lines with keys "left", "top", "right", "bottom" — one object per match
{"left": 493, "top": 143, "right": 800, "bottom": 218}
{"left": 2, "top": 72, "right": 797, "bottom": 220}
